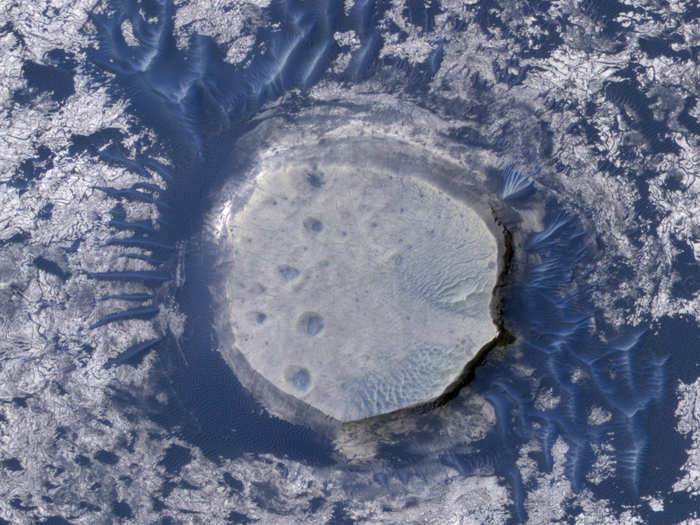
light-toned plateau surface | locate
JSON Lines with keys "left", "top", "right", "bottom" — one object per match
{"left": 220, "top": 161, "right": 500, "bottom": 422}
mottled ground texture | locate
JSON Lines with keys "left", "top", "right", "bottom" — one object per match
{"left": 0, "top": 0, "right": 698, "bottom": 524}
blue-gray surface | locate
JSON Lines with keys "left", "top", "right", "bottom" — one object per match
{"left": 0, "top": 0, "right": 699, "bottom": 524}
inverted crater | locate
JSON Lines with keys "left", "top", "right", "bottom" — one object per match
{"left": 220, "top": 150, "right": 501, "bottom": 422}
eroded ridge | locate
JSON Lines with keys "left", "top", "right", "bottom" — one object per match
{"left": 221, "top": 162, "right": 500, "bottom": 422}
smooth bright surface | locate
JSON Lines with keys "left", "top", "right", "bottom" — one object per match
{"left": 222, "top": 162, "right": 499, "bottom": 421}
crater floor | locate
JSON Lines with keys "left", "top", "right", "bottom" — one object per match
{"left": 221, "top": 159, "right": 501, "bottom": 422}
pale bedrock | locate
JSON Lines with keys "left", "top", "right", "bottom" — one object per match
{"left": 222, "top": 162, "right": 500, "bottom": 422}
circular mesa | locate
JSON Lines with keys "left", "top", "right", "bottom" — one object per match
{"left": 217, "top": 140, "right": 503, "bottom": 422}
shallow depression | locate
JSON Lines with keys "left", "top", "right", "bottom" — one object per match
{"left": 220, "top": 156, "right": 501, "bottom": 422}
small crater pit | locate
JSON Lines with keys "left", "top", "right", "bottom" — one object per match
{"left": 246, "top": 311, "right": 268, "bottom": 324}
{"left": 303, "top": 217, "right": 323, "bottom": 233}
{"left": 306, "top": 171, "right": 325, "bottom": 188}
{"left": 284, "top": 366, "right": 312, "bottom": 393}
{"left": 298, "top": 312, "right": 324, "bottom": 337}
{"left": 278, "top": 265, "right": 300, "bottom": 281}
